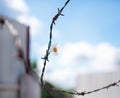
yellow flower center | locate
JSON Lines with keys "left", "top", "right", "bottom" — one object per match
{"left": 53, "top": 47, "right": 58, "bottom": 53}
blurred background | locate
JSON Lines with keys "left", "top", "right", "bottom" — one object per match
{"left": 0, "top": 0, "right": 120, "bottom": 98}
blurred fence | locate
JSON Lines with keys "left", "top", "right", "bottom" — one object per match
{"left": 0, "top": 15, "right": 40, "bottom": 98}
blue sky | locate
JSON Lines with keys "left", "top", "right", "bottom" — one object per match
{"left": 0, "top": 0, "right": 120, "bottom": 88}
{"left": 26, "top": 0, "right": 120, "bottom": 46}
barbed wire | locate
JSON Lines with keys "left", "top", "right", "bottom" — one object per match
{"left": 43, "top": 79, "right": 120, "bottom": 96}
{"left": 1, "top": 0, "right": 120, "bottom": 96}
{"left": 40, "top": 0, "right": 120, "bottom": 96}
{"left": 40, "top": 0, "right": 70, "bottom": 86}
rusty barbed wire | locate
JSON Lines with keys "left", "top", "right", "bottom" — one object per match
{"left": 1, "top": 0, "right": 120, "bottom": 96}
{"left": 40, "top": 0, "right": 70, "bottom": 86}
{"left": 40, "top": 0, "right": 120, "bottom": 96}
{"left": 43, "top": 79, "right": 120, "bottom": 96}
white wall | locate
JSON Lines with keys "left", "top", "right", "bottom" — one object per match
{"left": 0, "top": 16, "right": 28, "bottom": 98}
{"left": 74, "top": 70, "right": 120, "bottom": 98}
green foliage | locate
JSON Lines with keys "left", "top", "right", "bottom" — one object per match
{"left": 31, "top": 61, "right": 37, "bottom": 70}
{"left": 30, "top": 61, "right": 72, "bottom": 98}
{"left": 41, "top": 81, "right": 72, "bottom": 98}
{"left": 30, "top": 61, "right": 38, "bottom": 74}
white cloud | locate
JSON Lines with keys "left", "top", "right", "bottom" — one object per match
{"left": 1, "top": 0, "right": 43, "bottom": 36}
{"left": 4, "top": 0, "right": 29, "bottom": 13}
{"left": 37, "top": 59, "right": 76, "bottom": 88}
{"left": 45, "top": 68, "right": 76, "bottom": 88}
{"left": 38, "top": 42, "right": 120, "bottom": 88}
{"left": 91, "top": 43, "right": 117, "bottom": 70}
{"left": 59, "top": 42, "right": 94, "bottom": 65}
{"left": 17, "top": 14, "right": 43, "bottom": 36}
{"left": 59, "top": 42, "right": 119, "bottom": 71}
